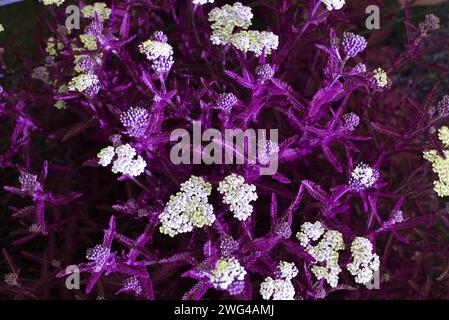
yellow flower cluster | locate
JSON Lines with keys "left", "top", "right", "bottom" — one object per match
{"left": 40, "top": 0, "right": 65, "bottom": 6}
{"left": 46, "top": 37, "right": 64, "bottom": 56}
{"left": 79, "top": 34, "right": 98, "bottom": 51}
{"left": 81, "top": 2, "right": 112, "bottom": 21}
{"left": 423, "top": 126, "right": 449, "bottom": 197}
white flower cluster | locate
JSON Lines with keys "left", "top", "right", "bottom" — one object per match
{"left": 159, "top": 176, "right": 215, "bottom": 237}
{"left": 372, "top": 68, "right": 389, "bottom": 88}
{"left": 423, "top": 127, "right": 449, "bottom": 197}
{"left": 321, "top": 0, "right": 345, "bottom": 11}
{"left": 193, "top": 0, "right": 214, "bottom": 5}
{"left": 349, "top": 162, "right": 379, "bottom": 192}
{"left": 45, "top": 37, "right": 64, "bottom": 56}
{"left": 139, "top": 40, "right": 173, "bottom": 61}
{"left": 346, "top": 237, "right": 380, "bottom": 284}
{"left": 0, "top": 24, "right": 4, "bottom": 33}
{"left": 123, "top": 276, "right": 142, "bottom": 295}
{"left": 230, "top": 30, "right": 279, "bottom": 57}
{"left": 139, "top": 32, "right": 174, "bottom": 73}
{"left": 275, "top": 261, "right": 298, "bottom": 280}
{"left": 209, "top": 257, "right": 247, "bottom": 291}
{"left": 260, "top": 261, "right": 298, "bottom": 300}
{"left": 296, "top": 222, "right": 344, "bottom": 288}
{"left": 97, "top": 144, "right": 147, "bottom": 177}
{"left": 208, "top": 2, "right": 278, "bottom": 56}
{"left": 4, "top": 273, "right": 18, "bottom": 286}
{"left": 40, "top": 0, "right": 65, "bottom": 6}
{"left": 68, "top": 73, "right": 100, "bottom": 96}
{"left": 218, "top": 174, "right": 258, "bottom": 221}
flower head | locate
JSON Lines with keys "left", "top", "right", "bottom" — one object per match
{"left": 424, "top": 126, "right": 449, "bottom": 197}
{"left": 342, "top": 112, "right": 360, "bottom": 132}
{"left": 295, "top": 221, "right": 325, "bottom": 247}
{"left": 74, "top": 54, "right": 103, "bottom": 73}
{"left": 97, "top": 146, "right": 115, "bottom": 167}
{"left": 218, "top": 174, "right": 258, "bottom": 221}
{"left": 79, "top": 34, "right": 98, "bottom": 51}
{"left": 54, "top": 100, "right": 67, "bottom": 110}
{"left": 151, "top": 31, "right": 168, "bottom": 43}
{"left": 193, "top": 0, "right": 214, "bottom": 5}
{"left": 82, "top": 2, "right": 112, "bottom": 21}
{"left": 0, "top": 25, "right": 4, "bottom": 33}
{"left": 346, "top": 237, "right": 380, "bottom": 284}
{"left": 208, "top": 257, "right": 247, "bottom": 293}
{"left": 68, "top": 73, "right": 100, "bottom": 96}
{"left": 372, "top": 68, "right": 389, "bottom": 89}
{"left": 274, "top": 261, "right": 298, "bottom": 280}
{"left": 4, "top": 273, "right": 18, "bottom": 286}
{"left": 112, "top": 144, "right": 147, "bottom": 177}
{"left": 139, "top": 39, "right": 173, "bottom": 61}
{"left": 159, "top": 176, "right": 215, "bottom": 237}
{"left": 342, "top": 32, "right": 367, "bottom": 58}
{"left": 350, "top": 63, "right": 367, "bottom": 75}
{"left": 220, "top": 235, "right": 239, "bottom": 257}
{"left": 419, "top": 14, "right": 440, "bottom": 33}
{"left": 438, "top": 126, "right": 449, "bottom": 147}
{"left": 230, "top": 30, "right": 279, "bottom": 56}
{"left": 349, "top": 162, "right": 379, "bottom": 191}
{"left": 98, "top": 144, "right": 147, "bottom": 177}
{"left": 45, "top": 37, "right": 64, "bottom": 56}
{"left": 296, "top": 221, "right": 344, "bottom": 287}
{"left": 19, "top": 172, "right": 42, "bottom": 193}
{"left": 40, "top": 0, "right": 65, "bottom": 6}
{"left": 436, "top": 95, "right": 449, "bottom": 117}
{"left": 208, "top": 2, "right": 253, "bottom": 45}
{"left": 217, "top": 93, "right": 238, "bottom": 112}
{"left": 274, "top": 222, "right": 292, "bottom": 239}
{"left": 260, "top": 262, "right": 298, "bottom": 301}
{"left": 119, "top": 107, "right": 150, "bottom": 138}
{"left": 86, "top": 245, "right": 111, "bottom": 272}
{"left": 255, "top": 64, "right": 275, "bottom": 81}
{"left": 322, "top": 0, "right": 345, "bottom": 11}
{"left": 122, "top": 276, "right": 142, "bottom": 295}
{"left": 139, "top": 33, "right": 174, "bottom": 73}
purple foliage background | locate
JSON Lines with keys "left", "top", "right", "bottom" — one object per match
{"left": 0, "top": 0, "right": 449, "bottom": 300}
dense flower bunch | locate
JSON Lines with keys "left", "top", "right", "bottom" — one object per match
{"left": 423, "top": 126, "right": 449, "bottom": 197}
{"left": 296, "top": 221, "right": 345, "bottom": 287}
{"left": 0, "top": 0, "right": 449, "bottom": 300}
{"left": 260, "top": 261, "right": 298, "bottom": 300}
{"left": 159, "top": 175, "right": 215, "bottom": 237}
{"left": 217, "top": 174, "right": 257, "bottom": 221}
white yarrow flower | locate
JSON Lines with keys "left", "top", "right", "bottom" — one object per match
{"left": 97, "top": 144, "right": 147, "bottom": 177}
{"left": 209, "top": 257, "right": 247, "bottom": 291}
{"left": 159, "top": 176, "right": 215, "bottom": 237}
{"left": 193, "top": 0, "right": 214, "bottom": 4}
{"left": 218, "top": 174, "right": 258, "bottom": 221}
{"left": 322, "top": 0, "right": 345, "bottom": 11}
{"left": 346, "top": 237, "right": 380, "bottom": 284}
{"left": 40, "top": 0, "right": 65, "bottom": 6}
{"left": 97, "top": 146, "right": 115, "bottom": 167}
{"left": 139, "top": 40, "right": 173, "bottom": 61}
{"left": 296, "top": 221, "right": 344, "bottom": 288}
{"left": 349, "top": 162, "right": 380, "bottom": 191}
